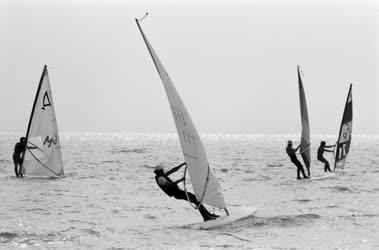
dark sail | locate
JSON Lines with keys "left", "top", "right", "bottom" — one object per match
{"left": 334, "top": 84, "right": 353, "bottom": 170}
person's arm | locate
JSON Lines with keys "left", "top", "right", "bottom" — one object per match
{"left": 173, "top": 177, "right": 185, "bottom": 184}
{"left": 325, "top": 144, "right": 336, "bottom": 148}
{"left": 166, "top": 162, "right": 186, "bottom": 176}
{"left": 325, "top": 149, "right": 334, "bottom": 153}
{"left": 294, "top": 145, "right": 301, "bottom": 152}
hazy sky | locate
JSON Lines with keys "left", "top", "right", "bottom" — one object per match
{"left": 0, "top": 0, "right": 377, "bottom": 134}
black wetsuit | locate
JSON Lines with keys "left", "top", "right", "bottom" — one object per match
{"left": 13, "top": 142, "right": 25, "bottom": 177}
{"left": 286, "top": 146, "right": 308, "bottom": 179}
{"left": 317, "top": 146, "right": 332, "bottom": 172}
{"left": 155, "top": 173, "right": 214, "bottom": 221}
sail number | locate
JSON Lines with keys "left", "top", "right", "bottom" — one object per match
{"left": 44, "top": 135, "right": 58, "bottom": 148}
{"left": 337, "top": 143, "right": 346, "bottom": 159}
{"left": 183, "top": 130, "right": 196, "bottom": 145}
{"left": 172, "top": 109, "right": 187, "bottom": 127}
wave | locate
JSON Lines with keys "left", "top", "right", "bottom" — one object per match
{"left": 243, "top": 175, "right": 271, "bottom": 181}
{"left": 247, "top": 214, "right": 320, "bottom": 228}
{"left": 111, "top": 148, "right": 146, "bottom": 154}
{"left": 266, "top": 164, "right": 284, "bottom": 168}
{"left": 0, "top": 232, "right": 18, "bottom": 243}
{"left": 294, "top": 199, "right": 312, "bottom": 203}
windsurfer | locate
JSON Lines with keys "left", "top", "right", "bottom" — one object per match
{"left": 12, "top": 137, "right": 26, "bottom": 178}
{"left": 286, "top": 140, "right": 309, "bottom": 179}
{"left": 154, "top": 163, "right": 219, "bottom": 221}
{"left": 317, "top": 141, "right": 335, "bottom": 172}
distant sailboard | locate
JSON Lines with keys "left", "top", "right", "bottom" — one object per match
{"left": 334, "top": 84, "right": 353, "bottom": 171}
{"left": 297, "top": 66, "right": 311, "bottom": 176}
{"left": 21, "top": 65, "right": 64, "bottom": 178}
{"left": 136, "top": 14, "right": 257, "bottom": 226}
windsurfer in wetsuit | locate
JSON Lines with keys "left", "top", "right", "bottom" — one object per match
{"left": 286, "top": 140, "right": 309, "bottom": 179}
{"left": 13, "top": 137, "right": 26, "bottom": 178}
{"left": 154, "top": 162, "right": 219, "bottom": 221}
{"left": 317, "top": 141, "right": 335, "bottom": 173}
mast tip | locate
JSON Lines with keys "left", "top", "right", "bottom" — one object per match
{"left": 136, "top": 12, "right": 149, "bottom": 22}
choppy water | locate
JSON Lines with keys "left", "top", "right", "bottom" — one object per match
{"left": 0, "top": 132, "right": 378, "bottom": 249}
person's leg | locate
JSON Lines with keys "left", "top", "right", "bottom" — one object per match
{"left": 173, "top": 190, "right": 212, "bottom": 221}
{"left": 296, "top": 167, "right": 301, "bottom": 179}
{"left": 13, "top": 155, "right": 19, "bottom": 177}
{"left": 173, "top": 189, "right": 218, "bottom": 221}
{"left": 294, "top": 160, "right": 307, "bottom": 178}
{"left": 320, "top": 157, "right": 331, "bottom": 172}
{"left": 306, "top": 167, "right": 310, "bottom": 177}
{"left": 18, "top": 159, "right": 23, "bottom": 178}
{"left": 325, "top": 160, "right": 332, "bottom": 172}
{"left": 302, "top": 156, "right": 311, "bottom": 177}
{"left": 173, "top": 190, "right": 198, "bottom": 205}
{"left": 300, "top": 166, "right": 308, "bottom": 178}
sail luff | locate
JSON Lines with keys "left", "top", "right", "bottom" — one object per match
{"left": 21, "top": 65, "right": 48, "bottom": 165}
{"left": 334, "top": 84, "right": 353, "bottom": 171}
{"left": 136, "top": 18, "right": 226, "bottom": 209}
{"left": 297, "top": 66, "right": 311, "bottom": 173}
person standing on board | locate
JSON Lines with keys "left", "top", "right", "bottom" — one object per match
{"left": 154, "top": 163, "right": 219, "bottom": 221}
{"left": 317, "top": 141, "right": 335, "bottom": 173}
{"left": 12, "top": 137, "right": 26, "bottom": 178}
{"left": 286, "top": 140, "right": 309, "bottom": 179}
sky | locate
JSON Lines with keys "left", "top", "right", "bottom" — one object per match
{"left": 0, "top": 0, "right": 377, "bottom": 134}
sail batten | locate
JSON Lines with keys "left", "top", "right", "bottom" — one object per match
{"left": 21, "top": 65, "right": 64, "bottom": 177}
{"left": 297, "top": 66, "right": 311, "bottom": 173}
{"left": 136, "top": 18, "right": 226, "bottom": 209}
{"left": 334, "top": 84, "right": 353, "bottom": 170}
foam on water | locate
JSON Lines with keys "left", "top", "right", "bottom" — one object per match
{"left": 0, "top": 132, "right": 378, "bottom": 249}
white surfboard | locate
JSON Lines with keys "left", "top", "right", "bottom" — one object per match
{"left": 305, "top": 173, "right": 336, "bottom": 181}
{"left": 187, "top": 206, "right": 258, "bottom": 230}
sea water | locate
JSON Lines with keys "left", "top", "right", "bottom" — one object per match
{"left": 0, "top": 132, "right": 378, "bottom": 249}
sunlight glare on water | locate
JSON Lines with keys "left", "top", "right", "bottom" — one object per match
{"left": 0, "top": 132, "right": 378, "bottom": 249}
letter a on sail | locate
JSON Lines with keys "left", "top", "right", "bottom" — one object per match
{"left": 136, "top": 18, "right": 226, "bottom": 209}
{"left": 21, "top": 65, "right": 64, "bottom": 177}
{"left": 297, "top": 66, "right": 311, "bottom": 174}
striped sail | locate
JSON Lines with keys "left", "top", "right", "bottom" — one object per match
{"left": 136, "top": 19, "right": 226, "bottom": 209}
{"left": 334, "top": 84, "right": 353, "bottom": 170}
{"left": 297, "top": 66, "right": 311, "bottom": 173}
{"left": 22, "top": 66, "right": 64, "bottom": 177}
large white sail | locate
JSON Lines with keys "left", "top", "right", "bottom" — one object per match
{"left": 297, "top": 66, "right": 311, "bottom": 174}
{"left": 22, "top": 65, "right": 64, "bottom": 177}
{"left": 136, "top": 18, "right": 226, "bottom": 209}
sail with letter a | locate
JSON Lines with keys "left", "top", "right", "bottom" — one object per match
{"left": 334, "top": 84, "right": 353, "bottom": 171}
{"left": 297, "top": 66, "right": 311, "bottom": 174}
{"left": 21, "top": 65, "right": 64, "bottom": 177}
{"left": 136, "top": 17, "right": 226, "bottom": 209}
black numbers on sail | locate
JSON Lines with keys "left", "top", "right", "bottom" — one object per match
{"left": 172, "top": 110, "right": 186, "bottom": 127}
{"left": 338, "top": 144, "right": 346, "bottom": 159}
{"left": 182, "top": 131, "right": 196, "bottom": 145}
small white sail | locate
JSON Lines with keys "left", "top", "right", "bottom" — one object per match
{"left": 136, "top": 18, "right": 226, "bottom": 209}
{"left": 297, "top": 66, "right": 311, "bottom": 174}
{"left": 22, "top": 65, "right": 64, "bottom": 177}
